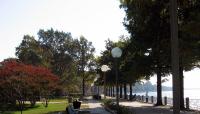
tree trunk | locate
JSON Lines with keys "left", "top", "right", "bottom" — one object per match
{"left": 180, "top": 66, "right": 185, "bottom": 110}
{"left": 120, "top": 85, "right": 122, "bottom": 98}
{"left": 18, "top": 100, "right": 23, "bottom": 114}
{"left": 110, "top": 87, "right": 111, "bottom": 97}
{"left": 129, "top": 83, "right": 132, "bottom": 100}
{"left": 82, "top": 78, "right": 85, "bottom": 96}
{"left": 113, "top": 86, "right": 115, "bottom": 97}
{"left": 124, "top": 83, "right": 127, "bottom": 99}
{"left": 107, "top": 87, "right": 110, "bottom": 96}
{"left": 30, "top": 98, "right": 36, "bottom": 107}
{"left": 112, "top": 86, "right": 113, "bottom": 97}
{"left": 170, "top": 0, "right": 181, "bottom": 113}
{"left": 45, "top": 99, "right": 48, "bottom": 107}
{"left": 156, "top": 67, "right": 163, "bottom": 106}
{"left": 106, "top": 87, "right": 108, "bottom": 96}
{"left": 111, "top": 87, "right": 112, "bottom": 97}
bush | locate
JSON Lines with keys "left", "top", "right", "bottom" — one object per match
{"left": 102, "top": 99, "right": 135, "bottom": 114}
{"left": 102, "top": 99, "right": 112, "bottom": 106}
{"left": 92, "top": 94, "right": 101, "bottom": 100}
{"left": 118, "top": 106, "right": 135, "bottom": 114}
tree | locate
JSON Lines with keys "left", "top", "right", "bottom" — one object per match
{"left": 120, "top": 0, "right": 173, "bottom": 105}
{"left": 75, "top": 36, "right": 96, "bottom": 96}
{"left": 120, "top": 0, "right": 200, "bottom": 108}
{"left": 0, "top": 59, "right": 60, "bottom": 111}
{"left": 37, "top": 28, "right": 75, "bottom": 76}
{"left": 16, "top": 28, "right": 83, "bottom": 94}
{"left": 97, "top": 37, "right": 151, "bottom": 100}
{"left": 16, "top": 35, "right": 42, "bottom": 66}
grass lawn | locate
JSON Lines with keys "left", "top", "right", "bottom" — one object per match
{"left": 1, "top": 98, "right": 68, "bottom": 114}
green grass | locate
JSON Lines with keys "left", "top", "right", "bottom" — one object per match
{"left": 49, "top": 98, "right": 67, "bottom": 102}
{"left": 1, "top": 98, "right": 68, "bottom": 114}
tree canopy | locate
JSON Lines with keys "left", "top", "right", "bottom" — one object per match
{"left": 0, "top": 59, "right": 59, "bottom": 108}
{"left": 15, "top": 28, "right": 96, "bottom": 95}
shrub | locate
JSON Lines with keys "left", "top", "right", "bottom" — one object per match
{"left": 102, "top": 99, "right": 135, "bottom": 114}
{"left": 92, "top": 94, "right": 101, "bottom": 100}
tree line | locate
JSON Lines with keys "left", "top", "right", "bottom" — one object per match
{"left": 0, "top": 28, "right": 96, "bottom": 110}
{"left": 96, "top": 0, "right": 200, "bottom": 110}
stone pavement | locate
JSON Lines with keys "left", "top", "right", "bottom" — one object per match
{"left": 120, "top": 101, "right": 200, "bottom": 114}
{"left": 81, "top": 96, "right": 200, "bottom": 114}
{"left": 82, "top": 97, "right": 111, "bottom": 114}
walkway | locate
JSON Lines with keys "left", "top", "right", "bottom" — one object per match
{"left": 82, "top": 97, "right": 111, "bottom": 114}
{"left": 120, "top": 101, "right": 199, "bottom": 114}
{"left": 81, "top": 96, "right": 199, "bottom": 114}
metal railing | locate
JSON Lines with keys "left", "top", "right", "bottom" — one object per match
{"left": 135, "top": 95, "right": 200, "bottom": 110}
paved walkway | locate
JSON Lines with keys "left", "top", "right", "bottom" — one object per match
{"left": 120, "top": 101, "right": 199, "bottom": 114}
{"left": 82, "top": 97, "right": 110, "bottom": 114}
{"left": 81, "top": 96, "right": 199, "bottom": 114}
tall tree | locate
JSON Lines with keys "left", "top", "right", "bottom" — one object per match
{"left": 75, "top": 36, "right": 95, "bottom": 96}
{"left": 120, "top": 0, "right": 172, "bottom": 105}
{"left": 120, "top": 0, "right": 200, "bottom": 108}
{"left": 16, "top": 35, "right": 42, "bottom": 66}
{"left": 16, "top": 28, "right": 85, "bottom": 94}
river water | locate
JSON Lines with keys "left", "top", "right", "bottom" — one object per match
{"left": 132, "top": 88, "right": 200, "bottom": 110}
{"left": 133, "top": 88, "right": 200, "bottom": 99}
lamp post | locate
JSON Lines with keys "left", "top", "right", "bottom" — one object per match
{"left": 111, "top": 47, "right": 122, "bottom": 113}
{"left": 95, "top": 74, "right": 100, "bottom": 96}
{"left": 101, "top": 65, "right": 110, "bottom": 99}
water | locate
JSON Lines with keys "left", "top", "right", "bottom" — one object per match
{"left": 132, "top": 88, "right": 200, "bottom": 110}
{"left": 133, "top": 88, "right": 200, "bottom": 99}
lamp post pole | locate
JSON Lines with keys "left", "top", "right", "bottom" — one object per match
{"left": 115, "top": 58, "right": 119, "bottom": 106}
{"left": 170, "top": 0, "right": 180, "bottom": 114}
{"left": 104, "top": 72, "right": 106, "bottom": 99}
{"left": 95, "top": 74, "right": 100, "bottom": 96}
{"left": 111, "top": 47, "right": 122, "bottom": 114}
{"left": 101, "top": 65, "right": 110, "bottom": 99}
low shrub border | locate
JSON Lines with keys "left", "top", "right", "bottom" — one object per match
{"left": 102, "top": 99, "right": 135, "bottom": 114}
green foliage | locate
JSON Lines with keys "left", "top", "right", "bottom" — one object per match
{"left": 74, "top": 36, "right": 96, "bottom": 95}
{"left": 120, "top": 0, "right": 200, "bottom": 106}
{"left": 102, "top": 99, "right": 135, "bottom": 114}
{"left": 15, "top": 28, "right": 96, "bottom": 94}
{"left": 102, "top": 99, "right": 113, "bottom": 107}
{"left": 16, "top": 35, "right": 42, "bottom": 66}
{"left": 97, "top": 36, "right": 151, "bottom": 87}
{"left": 120, "top": 0, "right": 200, "bottom": 73}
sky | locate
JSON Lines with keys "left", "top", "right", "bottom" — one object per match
{"left": 0, "top": 0, "right": 200, "bottom": 89}
{"left": 150, "top": 68, "right": 200, "bottom": 89}
{"left": 0, "top": 0, "right": 128, "bottom": 60}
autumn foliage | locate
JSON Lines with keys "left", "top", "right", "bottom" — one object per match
{"left": 0, "top": 59, "right": 60, "bottom": 107}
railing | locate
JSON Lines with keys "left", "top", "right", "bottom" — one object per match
{"left": 189, "top": 99, "right": 200, "bottom": 110}
{"left": 135, "top": 95, "right": 200, "bottom": 110}
{"left": 106, "top": 91, "right": 200, "bottom": 111}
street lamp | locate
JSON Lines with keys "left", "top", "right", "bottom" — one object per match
{"left": 101, "top": 65, "right": 110, "bottom": 99}
{"left": 96, "top": 74, "right": 100, "bottom": 96}
{"left": 111, "top": 47, "right": 122, "bottom": 112}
